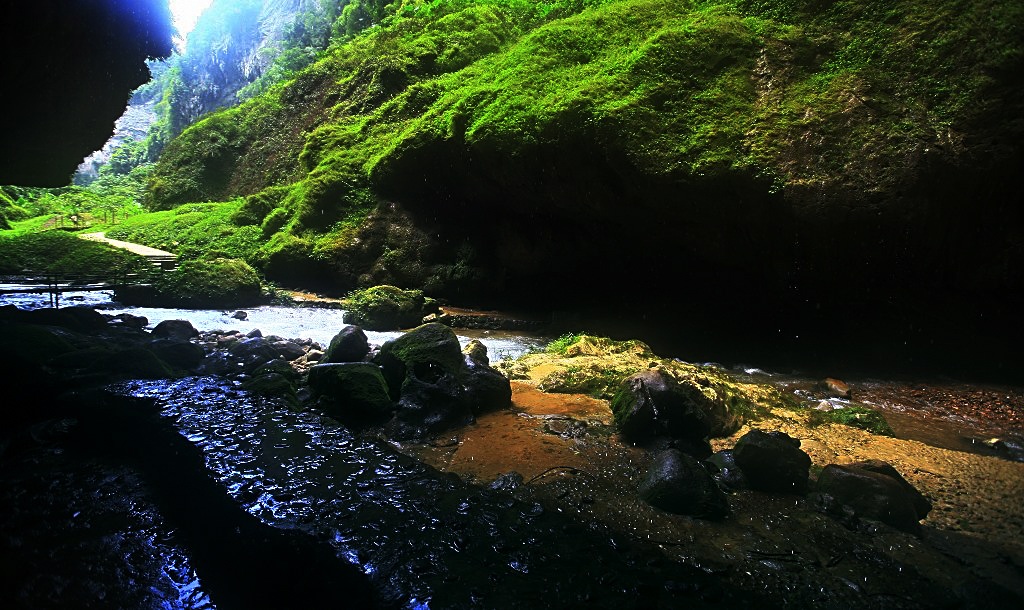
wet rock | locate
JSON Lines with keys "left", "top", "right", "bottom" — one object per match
{"left": 228, "top": 337, "right": 280, "bottom": 373}
{"left": 489, "top": 471, "right": 524, "bottom": 492}
{"left": 152, "top": 319, "right": 199, "bottom": 341}
{"left": 253, "top": 359, "right": 300, "bottom": 381}
{"left": 271, "top": 339, "right": 306, "bottom": 362}
{"left": 463, "top": 345, "right": 513, "bottom": 414}
{"left": 246, "top": 328, "right": 262, "bottom": 338}
{"left": 241, "top": 372, "right": 297, "bottom": 406}
{"left": 611, "top": 368, "right": 741, "bottom": 445}
{"left": 638, "top": 449, "right": 729, "bottom": 519}
{"left": 49, "top": 346, "right": 172, "bottom": 381}
{"left": 307, "top": 362, "right": 394, "bottom": 427}
{"left": 463, "top": 339, "right": 489, "bottom": 366}
{"left": 24, "top": 305, "right": 108, "bottom": 331}
{"left": 818, "top": 378, "right": 852, "bottom": 399}
{"left": 108, "top": 312, "right": 148, "bottom": 329}
{"left": 704, "top": 450, "right": 748, "bottom": 491}
{"left": 815, "top": 461, "right": 929, "bottom": 533}
{"left": 323, "top": 325, "right": 370, "bottom": 363}
{"left": 852, "top": 459, "right": 932, "bottom": 518}
{"left": 148, "top": 338, "right": 205, "bottom": 370}
{"left": 231, "top": 310, "right": 248, "bottom": 320}
{"left": 732, "top": 430, "right": 811, "bottom": 493}
{"left": 375, "top": 323, "right": 511, "bottom": 440}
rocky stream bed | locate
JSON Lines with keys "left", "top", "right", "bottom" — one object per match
{"left": 0, "top": 299, "right": 1021, "bottom": 609}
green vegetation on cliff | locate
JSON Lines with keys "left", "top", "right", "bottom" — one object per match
{"left": 136, "top": 0, "right": 1021, "bottom": 304}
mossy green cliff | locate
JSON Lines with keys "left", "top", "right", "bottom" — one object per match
{"left": 139, "top": 0, "right": 1023, "bottom": 374}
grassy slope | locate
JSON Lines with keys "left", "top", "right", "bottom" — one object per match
{"left": 138, "top": 0, "right": 1021, "bottom": 290}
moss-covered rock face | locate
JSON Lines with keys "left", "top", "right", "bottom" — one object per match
{"left": 374, "top": 322, "right": 512, "bottom": 439}
{"left": 307, "top": 362, "right": 393, "bottom": 426}
{"left": 501, "top": 333, "right": 789, "bottom": 441}
{"left": 143, "top": 0, "right": 1024, "bottom": 376}
{"left": 342, "top": 285, "right": 439, "bottom": 330}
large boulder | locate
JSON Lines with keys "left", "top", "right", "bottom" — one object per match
{"left": 148, "top": 338, "right": 206, "bottom": 370}
{"left": 152, "top": 319, "right": 199, "bottom": 341}
{"left": 816, "top": 460, "right": 931, "bottom": 533}
{"left": 24, "top": 306, "right": 108, "bottom": 331}
{"left": 638, "top": 449, "right": 729, "bottom": 519}
{"left": 307, "top": 362, "right": 394, "bottom": 427}
{"left": 732, "top": 430, "right": 812, "bottom": 494}
{"left": 374, "top": 323, "right": 511, "bottom": 440}
{"left": 341, "top": 285, "right": 439, "bottom": 331}
{"left": 611, "top": 367, "right": 745, "bottom": 445}
{"left": 323, "top": 325, "right": 371, "bottom": 363}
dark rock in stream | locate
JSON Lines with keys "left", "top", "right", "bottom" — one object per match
{"left": 152, "top": 319, "right": 200, "bottom": 341}
{"left": 308, "top": 362, "right": 394, "bottom": 426}
{"left": 732, "top": 430, "right": 811, "bottom": 493}
{"left": 323, "top": 324, "right": 371, "bottom": 363}
{"left": 375, "top": 323, "right": 512, "bottom": 440}
{"left": 705, "top": 449, "right": 748, "bottom": 491}
{"left": 638, "top": 449, "right": 730, "bottom": 519}
{"left": 148, "top": 337, "right": 206, "bottom": 369}
{"left": 815, "top": 460, "right": 931, "bottom": 534}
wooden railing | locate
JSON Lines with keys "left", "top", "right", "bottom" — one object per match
{"left": 1, "top": 266, "right": 169, "bottom": 308}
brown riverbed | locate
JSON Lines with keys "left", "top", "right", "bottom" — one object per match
{"left": 399, "top": 371, "right": 1024, "bottom": 606}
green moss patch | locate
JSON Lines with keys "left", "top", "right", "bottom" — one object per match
{"left": 809, "top": 405, "right": 895, "bottom": 436}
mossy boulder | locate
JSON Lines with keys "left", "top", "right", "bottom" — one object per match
{"left": 307, "top": 362, "right": 394, "bottom": 427}
{"left": 501, "top": 334, "right": 782, "bottom": 441}
{"left": 138, "top": 258, "right": 264, "bottom": 308}
{"left": 241, "top": 372, "right": 299, "bottom": 408}
{"left": 341, "top": 285, "right": 439, "bottom": 331}
{"left": 611, "top": 366, "right": 749, "bottom": 444}
{"left": 374, "top": 323, "right": 511, "bottom": 440}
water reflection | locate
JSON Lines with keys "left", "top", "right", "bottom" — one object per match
{"left": 105, "top": 377, "right": 737, "bottom": 608}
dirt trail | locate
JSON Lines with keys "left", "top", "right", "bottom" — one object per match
{"left": 78, "top": 232, "right": 177, "bottom": 258}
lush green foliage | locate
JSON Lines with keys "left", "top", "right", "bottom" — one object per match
{"left": 546, "top": 333, "right": 583, "bottom": 354}
{"left": 341, "top": 284, "right": 438, "bottom": 330}
{"left": 0, "top": 231, "right": 155, "bottom": 277}
{"left": 105, "top": 201, "right": 263, "bottom": 263}
{"left": 808, "top": 405, "right": 895, "bottom": 436}
{"left": 134, "top": 0, "right": 1021, "bottom": 291}
{"left": 151, "top": 257, "right": 264, "bottom": 307}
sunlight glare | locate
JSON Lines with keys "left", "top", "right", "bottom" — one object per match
{"left": 169, "top": 0, "right": 214, "bottom": 49}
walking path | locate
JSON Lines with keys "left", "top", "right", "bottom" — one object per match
{"left": 79, "top": 232, "right": 177, "bottom": 258}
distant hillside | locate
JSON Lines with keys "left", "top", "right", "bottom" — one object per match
{"left": 75, "top": 0, "right": 337, "bottom": 187}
